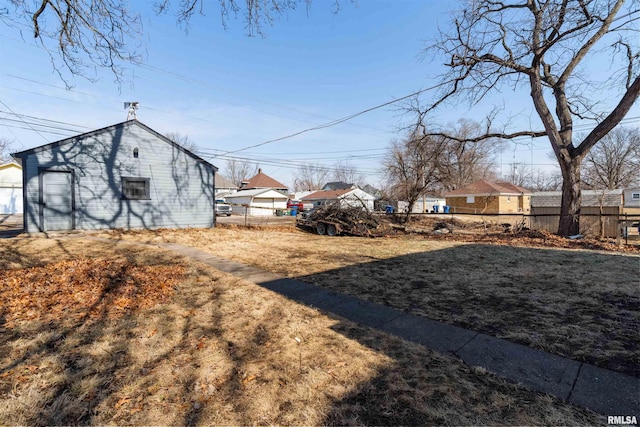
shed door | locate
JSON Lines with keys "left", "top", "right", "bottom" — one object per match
{"left": 43, "top": 171, "right": 73, "bottom": 231}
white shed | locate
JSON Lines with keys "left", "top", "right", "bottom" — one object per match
{"left": 0, "top": 161, "right": 23, "bottom": 214}
{"left": 398, "top": 195, "right": 446, "bottom": 213}
{"left": 225, "top": 188, "right": 288, "bottom": 216}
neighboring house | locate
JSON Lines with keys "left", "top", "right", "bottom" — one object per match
{"left": 240, "top": 169, "right": 288, "bottom": 195}
{"left": 13, "top": 120, "right": 218, "bottom": 233}
{"left": 291, "top": 191, "right": 316, "bottom": 201}
{"left": 445, "top": 180, "right": 532, "bottom": 214}
{"left": 361, "top": 184, "right": 382, "bottom": 199}
{"left": 0, "top": 161, "right": 23, "bottom": 214}
{"left": 225, "top": 188, "right": 288, "bottom": 216}
{"left": 398, "top": 195, "right": 446, "bottom": 213}
{"left": 215, "top": 175, "right": 238, "bottom": 199}
{"left": 302, "top": 188, "right": 375, "bottom": 211}
{"left": 623, "top": 187, "right": 640, "bottom": 211}
{"left": 322, "top": 181, "right": 356, "bottom": 191}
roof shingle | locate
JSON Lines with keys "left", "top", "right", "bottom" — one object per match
{"left": 445, "top": 179, "right": 531, "bottom": 196}
{"left": 241, "top": 169, "right": 287, "bottom": 190}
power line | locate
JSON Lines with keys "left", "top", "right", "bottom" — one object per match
{"left": 214, "top": 83, "right": 446, "bottom": 158}
{"left": 0, "top": 101, "right": 51, "bottom": 143}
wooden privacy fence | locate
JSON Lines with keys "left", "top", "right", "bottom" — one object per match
{"left": 529, "top": 206, "right": 625, "bottom": 238}
{"left": 411, "top": 208, "right": 639, "bottom": 239}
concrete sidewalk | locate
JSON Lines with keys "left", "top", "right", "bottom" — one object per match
{"left": 159, "top": 242, "right": 639, "bottom": 416}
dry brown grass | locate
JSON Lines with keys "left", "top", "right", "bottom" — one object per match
{"left": 100, "top": 226, "right": 640, "bottom": 377}
{"left": 0, "top": 237, "right": 601, "bottom": 425}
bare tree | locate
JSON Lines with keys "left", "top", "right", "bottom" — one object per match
{"left": 503, "top": 162, "right": 532, "bottom": 188}
{"left": 165, "top": 132, "right": 200, "bottom": 154}
{"left": 502, "top": 162, "right": 562, "bottom": 191}
{"left": 528, "top": 170, "right": 562, "bottom": 192}
{"left": 582, "top": 127, "right": 640, "bottom": 189}
{"left": 4, "top": 0, "right": 317, "bottom": 84}
{"left": 223, "top": 159, "right": 258, "bottom": 187}
{"left": 293, "top": 163, "right": 330, "bottom": 192}
{"left": 383, "top": 132, "right": 447, "bottom": 222}
{"left": 436, "top": 118, "right": 500, "bottom": 191}
{"left": 417, "top": 0, "right": 639, "bottom": 235}
{"left": 331, "top": 160, "right": 365, "bottom": 187}
{"left": 0, "top": 137, "right": 13, "bottom": 162}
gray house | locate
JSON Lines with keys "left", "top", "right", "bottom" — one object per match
{"left": 13, "top": 120, "right": 218, "bottom": 233}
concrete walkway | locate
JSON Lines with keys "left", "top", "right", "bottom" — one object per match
{"left": 86, "top": 239, "right": 633, "bottom": 416}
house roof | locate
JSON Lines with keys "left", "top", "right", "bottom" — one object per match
{"left": 302, "top": 189, "right": 353, "bottom": 200}
{"left": 12, "top": 120, "right": 218, "bottom": 172}
{"left": 215, "top": 175, "right": 237, "bottom": 189}
{"left": 302, "top": 188, "right": 377, "bottom": 201}
{"left": 241, "top": 168, "right": 287, "bottom": 190}
{"left": 0, "top": 160, "right": 21, "bottom": 171}
{"left": 531, "top": 190, "right": 624, "bottom": 207}
{"left": 225, "top": 188, "right": 289, "bottom": 199}
{"left": 445, "top": 179, "right": 532, "bottom": 197}
{"left": 322, "top": 181, "right": 355, "bottom": 191}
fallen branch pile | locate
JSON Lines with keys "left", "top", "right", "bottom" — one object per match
{"left": 304, "top": 203, "right": 383, "bottom": 236}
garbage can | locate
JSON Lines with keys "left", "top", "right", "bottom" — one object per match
{"left": 276, "top": 209, "right": 283, "bottom": 217}
{"left": 443, "top": 206, "right": 450, "bottom": 214}
{"left": 291, "top": 207, "right": 298, "bottom": 217}
{"left": 385, "top": 205, "right": 394, "bottom": 214}
{"left": 433, "top": 205, "right": 439, "bottom": 213}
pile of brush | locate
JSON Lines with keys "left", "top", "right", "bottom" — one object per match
{"left": 305, "top": 202, "right": 382, "bottom": 236}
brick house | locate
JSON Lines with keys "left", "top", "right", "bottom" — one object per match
{"left": 445, "top": 180, "right": 532, "bottom": 214}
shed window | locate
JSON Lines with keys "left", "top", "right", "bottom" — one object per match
{"left": 122, "top": 177, "right": 150, "bottom": 199}
{"left": 466, "top": 196, "right": 474, "bottom": 203}
{"left": 633, "top": 193, "right": 640, "bottom": 200}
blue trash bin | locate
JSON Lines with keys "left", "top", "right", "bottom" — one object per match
{"left": 433, "top": 205, "right": 439, "bottom": 213}
{"left": 291, "top": 207, "right": 298, "bottom": 216}
{"left": 443, "top": 206, "right": 450, "bottom": 213}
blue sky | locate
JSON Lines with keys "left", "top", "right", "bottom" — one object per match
{"left": 0, "top": 0, "right": 618, "bottom": 188}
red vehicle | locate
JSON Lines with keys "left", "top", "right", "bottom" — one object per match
{"left": 287, "top": 199, "right": 304, "bottom": 210}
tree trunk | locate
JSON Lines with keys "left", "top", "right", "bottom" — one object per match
{"left": 558, "top": 157, "right": 582, "bottom": 236}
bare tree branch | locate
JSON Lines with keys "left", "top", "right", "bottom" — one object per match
{"left": 417, "top": 0, "right": 639, "bottom": 235}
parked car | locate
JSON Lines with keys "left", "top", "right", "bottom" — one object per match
{"left": 215, "top": 199, "right": 233, "bottom": 216}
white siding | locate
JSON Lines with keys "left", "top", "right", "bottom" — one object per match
{"left": 225, "top": 189, "right": 287, "bottom": 216}
{"left": 0, "top": 164, "right": 23, "bottom": 214}
{"left": 19, "top": 122, "right": 215, "bottom": 232}
{"left": 624, "top": 188, "right": 640, "bottom": 208}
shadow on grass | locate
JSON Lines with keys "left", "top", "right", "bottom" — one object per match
{"left": 319, "top": 320, "right": 601, "bottom": 425}
{"left": 292, "top": 244, "right": 640, "bottom": 378}
{"left": 1, "top": 236, "right": 632, "bottom": 425}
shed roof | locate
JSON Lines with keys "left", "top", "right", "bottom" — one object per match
{"left": 225, "top": 188, "right": 288, "bottom": 199}
{"left": 12, "top": 120, "right": 218, "bottom": 172}
{"left": 531, "top": 190, "right": 624, "bottom": 207}
{"left": 445, "top": 179, "right": 532, "bottom": 196}
{"left": 0, "top": 160, "right": 21, "bottom": 171}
